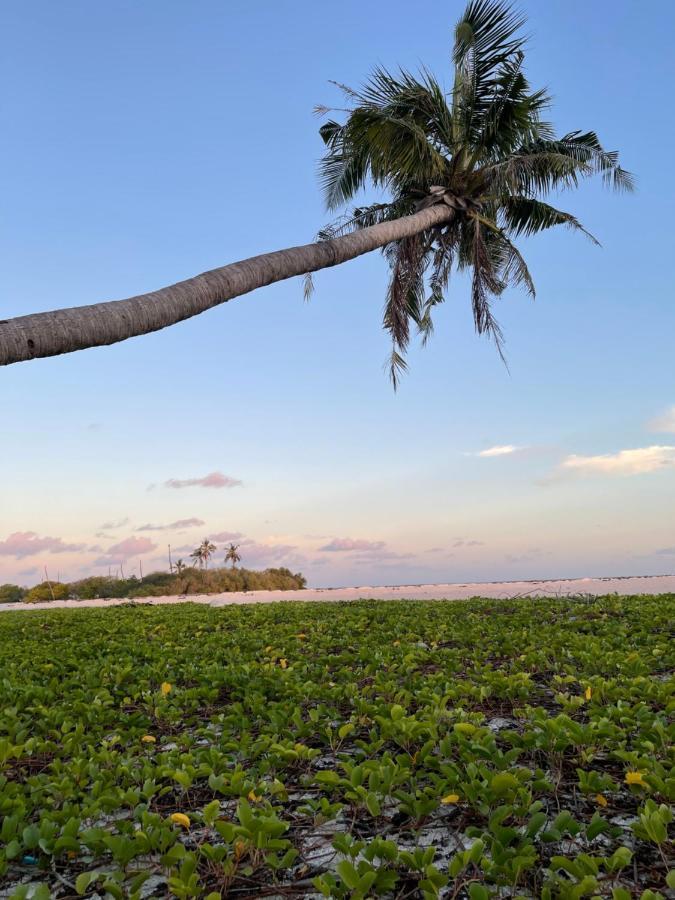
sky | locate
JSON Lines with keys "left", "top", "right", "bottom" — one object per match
{"left": 1, "top": 0, "right": 674, "bottom": 588}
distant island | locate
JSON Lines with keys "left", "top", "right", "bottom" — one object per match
{"left": 0, "top": 566, "right": 307, "bottom": 603}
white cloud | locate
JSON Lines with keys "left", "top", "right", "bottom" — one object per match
{"left": 648, "top": 405, "right": 675, "bottom": 433}
{"left": 472, "top": 445, "right": 522, "bottom": 458}
{"left": 559, "top": 445, "right": 675, "bottom": 477}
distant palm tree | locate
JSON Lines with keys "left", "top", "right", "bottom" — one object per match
{"left": 190, "top": 539, "right": 217, "bottom": 570}
{"left": 225, "top": 543, "right": 242, "bottom": 569}
{"left": 0, "top": 0, "right": 630, "bottom": 373}
{"left": 174, "top": 559, "right": 187, "bottom": 574}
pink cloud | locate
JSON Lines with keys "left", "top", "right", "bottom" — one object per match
{"left": 137, "top": 518, "right": 205, "bottom": 532}
{"left": 163, "top": 472, "right": 242, "bottom": 490}
{"left": 320, "top": 538, "right": 387, "bottom": 553}
{"left": 211, "top": 531, "right": 244, "bottom": 542}
{"left": 238, "top": 539, "right": 298, "bottom": 567}
{"left": 109, "top": 536, "right": 156, "bottom": 555}
{"left": 92, "top": 535, "right": 157, "bottom": 568}
{"left": 0, "top": 531, "right": 86, "bottom": 559}
{"left": 104, "top": 536, "right": 157, "bottom": 560}
{"left": 318, "top": 537, "right": 414, "bottom": 564}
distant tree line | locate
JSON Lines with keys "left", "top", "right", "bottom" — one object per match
{"left": 0, "top": 536, "right": 306, "bottom": 603}
{"left": 0, "top": 566, "right": 306, "bottom": 603}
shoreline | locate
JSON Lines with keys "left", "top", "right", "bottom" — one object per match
{"left": 1, "top": 573, "right": 674, "bottom": 612}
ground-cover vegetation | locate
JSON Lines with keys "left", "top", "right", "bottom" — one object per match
{"left": 0, "top": 595, "right": 672, "bottom": 898}
{"left": 1, "top": 568, "right": 307, "bottom": 604}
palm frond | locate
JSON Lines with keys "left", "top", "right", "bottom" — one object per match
{"left": 452, "top": 0, "right": 527, "bottom": 148}
{"left": 386, "top": 349, "right": 409, "bottom": 390}
{"left": 552, "top": 131, "right": 635, "bottom": 191}
{"left": 383, "top": 234, "right": 427, "bottom": 354}
{"left": 318, "top": 123, "right": 371, "bottom": 210}
{"left": 302, "top": 272, "right": 314, "bottom": 302}
{"left": 467, "top": 218, "right": 507, "bottom": 359}
{"left": 500, "top": 196, "right": 599, "bottom": 243}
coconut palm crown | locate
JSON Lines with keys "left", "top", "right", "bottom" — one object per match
{"left": 314, "top": 0, "right": 632, "bottom": 384}
{"left": 190, "top": 539, "right": 217, "bottom": 570}
{"left": 225, "top": 543, "right": 242, "bottom": 569}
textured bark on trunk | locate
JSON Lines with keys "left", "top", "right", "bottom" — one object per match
{"left": 0, "top": 205, "right": 454, "bottom": 366}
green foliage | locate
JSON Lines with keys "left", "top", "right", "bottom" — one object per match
{"left": 0, "top": 583, "right": 25, "bottom": 603}
{"left": 0, "top": 593, "right": 672, "bottom": 896}
{"left": 23, "top": 581, "right": 70, "bottom": 603}
{"left": 26, "top": 566, "right": 306, "bottom": 602}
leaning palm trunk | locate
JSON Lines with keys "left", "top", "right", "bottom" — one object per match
{"left": 0, "top": 205, "right": 454, "bottom": 366}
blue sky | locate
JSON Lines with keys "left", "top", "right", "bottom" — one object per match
{"left": 1, "top": 0, "right": 674, "bottom": 587}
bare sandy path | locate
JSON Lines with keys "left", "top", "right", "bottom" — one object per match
{"left": 1, "top": 574, "right": 673, "bottom": 612}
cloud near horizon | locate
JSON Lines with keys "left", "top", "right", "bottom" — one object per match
{"left": 163, "top": 472, "right": 242, "bottom": 490}
{"left": 319, "top": 537, "right": 413, "bottom": 564}
{"left": 99, "top": 517, "right": 130, "bottom": 530}
{"left": 210, "top": 531, "right": 244, "bottom": 542}
{"left": 0, "top": 531, "right": 86, "bottom": 559}
{"left": 648, "top": 405, "right": 675, "bottom": 433}
{"left": 557, "top": 445, "right": 675, "bottom": 478}
{"left": 320, "top": 538, "right": 386, "bottom": 553}
{"left": 137, "top": 518, "right": 205, "bottom": 532}
{"left": 91, "top": 535, "right": 158, "bottom": 568}
{"left": 453, "top": 538, "right": 484, "bottom": 548}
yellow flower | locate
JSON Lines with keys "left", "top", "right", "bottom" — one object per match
{"left": 247, "top": 789, "right": 262, "bottom": 802}
{"left": 161, "top": 681, "right": 172, "bottom": 696}
{"left": 441, "top": 793, "right": 460, "bottom": 804}
{"left": 265, "top": 645, "right": 273, "bottom": 652}
{"left": 170, "top": 812, "right": 190, "bottom": 829}
{"left": 393, "top": 640, "right": 401, "bottom": 646}
{"left": 625, "top": 771, "right": 646, "bottom": 786}
{"left": 296, "top": 633, "right": 307, "bottom": 640}
{"left": 584, "top": 686, "right": 592, "bottom": 701}
{"left": 141, "top": 734, "right": 156, "bottom": 743}
{"left": 595, "top": 793, "right": 608, "bottom": 807}
{"left": 279, "top": 658, "right": 288, "bottom": 669}
{"left": 234, "top": 839, "right": 246, "bottom": 860}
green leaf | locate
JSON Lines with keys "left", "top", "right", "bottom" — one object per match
{"left": 336, "top": 859, "right": 361, "bottom": 890}
{"left": 76, "top": 871, "right": 98, "bottom": 895}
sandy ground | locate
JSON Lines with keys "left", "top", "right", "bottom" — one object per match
{"left": 1, "top": 574, "right": 673, "bottom": 613}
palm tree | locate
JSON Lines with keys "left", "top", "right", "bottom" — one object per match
{"left": 224, "top": 543, "right": 241, "bottom": 569}
{"left": 190, "top": 539, "right": 217, "bottom": 570}
{"left": 0, "top": 1, "right": 630, "bottom": 374}
{"left": 173, "top": 558, "right": 187, "bottom": 575}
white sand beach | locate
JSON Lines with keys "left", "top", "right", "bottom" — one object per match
{"left": 1, "top": 574, "right": 673, "bottom": 612}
